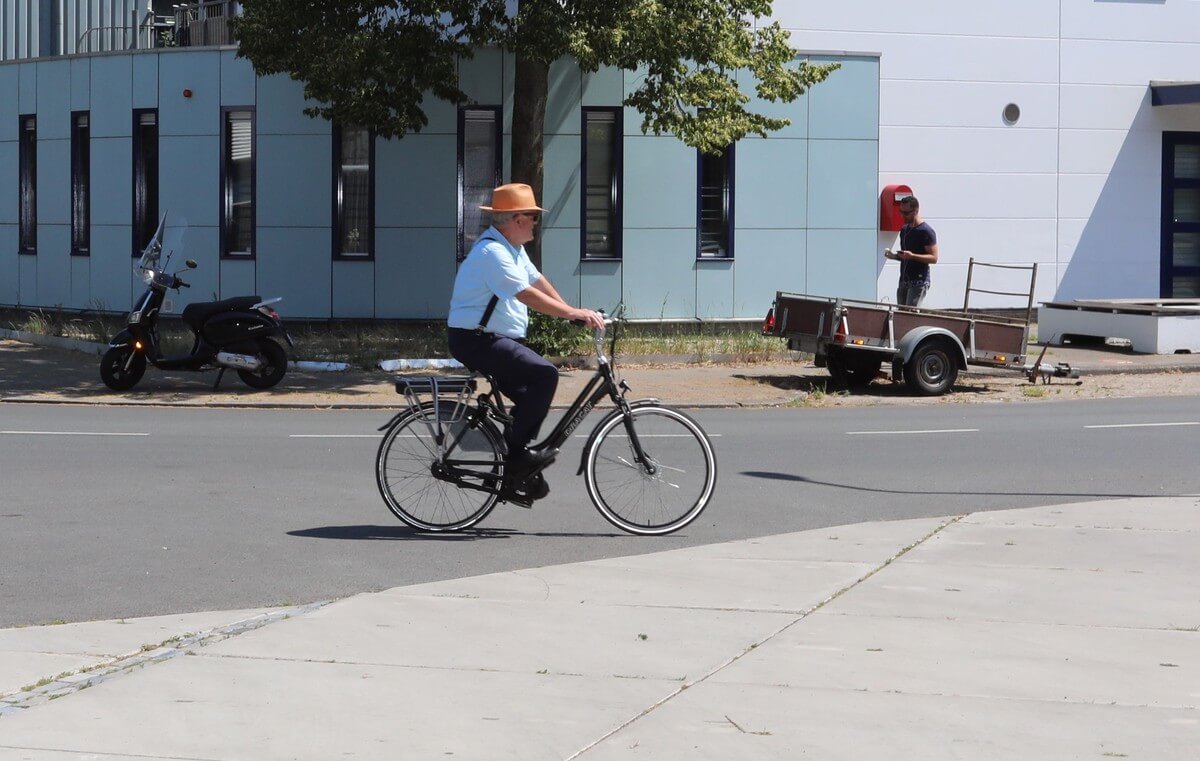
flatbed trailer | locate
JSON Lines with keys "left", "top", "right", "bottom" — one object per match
{"left": 762, "top": 260, "right": 1075, "bottom": 395}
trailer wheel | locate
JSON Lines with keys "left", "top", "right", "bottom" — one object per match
{"left": 903, "top": 339, "right": 959, "bottom": 396}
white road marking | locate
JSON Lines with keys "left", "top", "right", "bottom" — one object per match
{"left": 1084, "top": 421, "right": 1200, "bottom": 429}
{"left": 846, "top": 428, "right": 978, "bottom": 436}
{"left": 289, "top": 434, "right": 380, "bottom": 438}
{"left": 573, "top": 433, "right": 722, "bottom": 438}
{"left": 0, "top": 430, "right": 149, "bottom": 436}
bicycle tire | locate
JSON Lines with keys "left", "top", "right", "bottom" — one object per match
{"left": 584, "top": 404, "right": 717, "bottom": 535}
{"left": 376, "top": 400, "right": 504, "bottom": 531}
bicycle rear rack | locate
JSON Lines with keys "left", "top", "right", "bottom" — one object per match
{"left": 393, "top": 374, "right": 479, "bottom": 448}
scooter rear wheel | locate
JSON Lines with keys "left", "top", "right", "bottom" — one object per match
{"left": 238, "top": 338, "right": 288, "bottom": 389}
{"left": 100, "top": 345, "right": 146, "bottom": 391}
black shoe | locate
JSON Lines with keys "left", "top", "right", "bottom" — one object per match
{"left": 505, "top": 447, "right": 558, "bottom": 479}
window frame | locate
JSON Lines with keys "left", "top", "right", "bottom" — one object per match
{"left": 1161, "top": 131, "right": 1200, "bottom": 297}
{"left": 132, "top": 108, "right": 159, "bottom": 257}
{"left": 220, "top": 106, "right": 256, "bottom": 259}
{"left": 456, "top": 105, "right": 503, "bottom": 262}
{"left": 18, "top": 115, "right": 36, "bottom": 255}
{"left": 331, "top": 123, "right": 376, "bottom": 261}
{"left": 580, "top": 107, "right": 623, "bottom": 261}
{"left": 71, "top": 111, "right": 90, "bottom": 256}
{"left": 696, "top": 144, "right": 736, "bottom": 260}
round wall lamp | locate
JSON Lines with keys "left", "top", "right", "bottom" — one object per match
{"left": 1003, "top": 103, "right": 1020, "bottom": 125}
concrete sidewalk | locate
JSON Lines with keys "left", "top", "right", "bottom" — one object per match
{"left": 2, "top": 496, "right": 1197, "bottom": 759}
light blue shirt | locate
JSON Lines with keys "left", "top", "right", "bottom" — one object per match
{"left": 447, "top": 227, "right": 542, "bottom": 339}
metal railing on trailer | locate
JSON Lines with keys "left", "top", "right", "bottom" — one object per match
{"left": 960, "top": 258, "right": 1038, "bottom": 361}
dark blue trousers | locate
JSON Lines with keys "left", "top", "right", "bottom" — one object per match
{"left": 447, "top": 328, "right": 559, "bottom": 453}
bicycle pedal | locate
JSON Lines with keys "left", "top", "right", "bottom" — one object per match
{"left": 499, "top": 474, "right": 549, "bottom": 508}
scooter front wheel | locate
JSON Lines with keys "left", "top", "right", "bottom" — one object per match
{"left": 100, "top": 345, "right": 147, "bottom": 391}
{"left": 238, "top": 338, "right": 288, "bottom": 389}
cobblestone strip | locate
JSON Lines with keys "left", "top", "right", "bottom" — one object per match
{"left": 0, "top": 601, "right": 331, "bottom": 717}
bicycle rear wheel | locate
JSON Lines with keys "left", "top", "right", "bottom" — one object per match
{"left": 584, "top": 404, "right": 717, "bottom": 535}
{"left": 376, "top": 401, "right": 503, "bottom": 531}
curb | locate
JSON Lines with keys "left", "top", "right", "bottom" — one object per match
{"left": 0, "top": 328, "right": 109, "bottom": 356}
{"left": 0, "top": 330, "right": 457, "bottom": 374}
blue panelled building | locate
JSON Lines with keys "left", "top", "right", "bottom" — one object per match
{"left": 1, "top": 1, "right": 878, "bottom": 320}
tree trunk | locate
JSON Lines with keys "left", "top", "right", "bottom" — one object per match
{"left": 511, "top": 55, "right": 549, "bottom": 269}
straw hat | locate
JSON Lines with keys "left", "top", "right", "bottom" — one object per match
{"left": 479, "top": 183, "right": 547, "bottom": 213}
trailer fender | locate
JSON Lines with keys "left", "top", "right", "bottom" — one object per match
{"left": 896, "top": 328, "right": 968, "bottom": 368}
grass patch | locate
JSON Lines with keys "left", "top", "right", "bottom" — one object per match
{"left": 616, "top": 321, "right": 788, "bottom": 362}
{"left": 5, "top": 307, "right": 791, "bottom": 367}
{"left": 6, "top": 306, "right": 123, "bottom": 346}
{"left": 1022, "top": 386, "right": 1048, "bottom": 398}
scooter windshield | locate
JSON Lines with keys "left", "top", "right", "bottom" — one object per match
{"left": 134, "top": 213, "right": 189, "bottom": 281}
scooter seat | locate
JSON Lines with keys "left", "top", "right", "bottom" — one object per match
{"left": 181, "top": 296, "right": 263, "bottom": 327}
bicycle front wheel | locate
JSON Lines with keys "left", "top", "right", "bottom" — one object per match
{"left": 376, "top": 401, "right": 503, "bottom": 531}
{"left": 584, "top": 404, "right": 717, "bottom": 535}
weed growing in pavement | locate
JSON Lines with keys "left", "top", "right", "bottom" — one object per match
{"left": 1022, "top": 386, "right": 1047, "bottom": 398}
{"left": 21, "top": 671, "right": 72, "bottom": 692}
{"left": 783, "top": 381, "right": 848, "bottom": 407}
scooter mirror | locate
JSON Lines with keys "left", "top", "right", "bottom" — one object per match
{"left": 185, "top": 259, "right": 198, "bottom": 269}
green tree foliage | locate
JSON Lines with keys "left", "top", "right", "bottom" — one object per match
{"left": 234, "top": 1, "right": 837, "bottom": 266}
{"left": 234, "top": 1, "right": 836, "bottom": 154}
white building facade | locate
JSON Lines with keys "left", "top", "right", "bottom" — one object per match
{"left": 2, "top": 1, "right": 1199, "bottom": 318}
{"left": 776, "top": 0, "right": 1200, "bottom": 307}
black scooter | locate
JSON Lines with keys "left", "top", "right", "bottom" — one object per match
{"left": 100, "top": 213, "right": 294, "bottom": 391}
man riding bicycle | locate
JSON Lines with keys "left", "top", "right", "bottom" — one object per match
{"left": 447, "top": 183, "right": 605, "bottom": 498}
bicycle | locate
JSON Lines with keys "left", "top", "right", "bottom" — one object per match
{"left": 375, "top": 307, "right": 717, "bottom": 535}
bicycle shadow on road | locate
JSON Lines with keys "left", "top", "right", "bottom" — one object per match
{"left": 288, "top": 525, "right": 624, "bottom": 540}
{"left": 742, "top": 471, "right": 1154, "bottom": 500}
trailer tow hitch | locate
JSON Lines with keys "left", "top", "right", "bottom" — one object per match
{"left": 1024, "top": 344, "right": 1081, "bottom": 385}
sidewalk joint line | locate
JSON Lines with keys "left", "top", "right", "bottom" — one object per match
{"left": 566, "top": 515, "right": 966, "bottom": 759}
{"left": 0, "top": 602, "right": 331, "bottom": 718}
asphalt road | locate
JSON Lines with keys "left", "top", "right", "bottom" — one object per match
{"left": 2, "top": 397, "right": 1198, "bottom": 627}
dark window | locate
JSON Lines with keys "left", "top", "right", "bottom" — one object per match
{"left": 1162, "top": 132, "right": 1200, "bottom": 297}
{"left": 333, "top": 124, "right": 374, "bottom": 259}
{"left": 221, "top": 108, "right": 255, "bottom": 258}
{"left": 697, "top": 145, "right": 735, "bottom": 258}
{"left": 18, "top": 115, "right": 36, "bottom": 255}
{"left": 582, "top": 108, "right": 622, "bottom": 259}
{"left": 132, "top": 109, "right": 159, "bottom": 255}
{"left": 71, "top": 112, "right": 90, "bottom": 255}
{"left": 457, "top": 106, "right": 502, "bottom": 262}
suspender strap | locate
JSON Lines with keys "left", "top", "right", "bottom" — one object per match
{"left": 475, "top": 295, "right": 500, "bottom": 333}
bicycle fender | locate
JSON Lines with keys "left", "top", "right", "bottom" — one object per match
{"left": 575, "top": 398, "right": 662, "bottom": 475}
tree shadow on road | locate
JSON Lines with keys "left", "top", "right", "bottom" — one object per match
{"left": 732, "top": 370, "right": 995, "bottom": 398}
{"left": 0, "top": 339, "right": 396, "bottom": 402}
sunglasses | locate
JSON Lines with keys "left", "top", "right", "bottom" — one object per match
{"left": 517, "top": 212, "right": 541, "bottom": 221}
